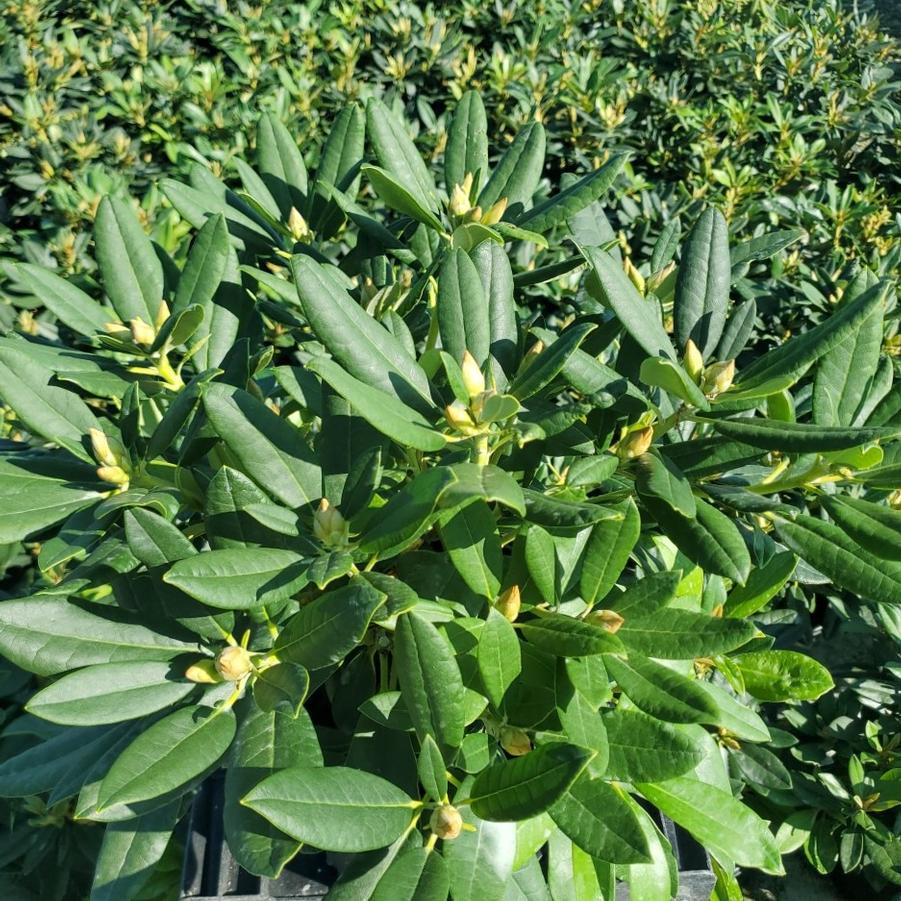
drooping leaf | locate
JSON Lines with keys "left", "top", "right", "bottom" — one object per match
{"left": 605, "top": 707, "right": 704, "bottom": 781}
{"left": 579, "top": 498, "right": 641, "bottom": 606}
{"left": 477, "top": 608, "right": 522, "bottom": 710}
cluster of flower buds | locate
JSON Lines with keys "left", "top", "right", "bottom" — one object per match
{"left": 105, "top": 301, "right": 170, "bottom": 349}
{"left": 448, "top": 173, "right": 507, "bottom": 226}
{"left": 214, "top": 645, "right": 254, "bottom": 681}
{"left": 90, "top": 427, "right": 130, "bottom": 487}
{"left": 684, "top": 339, "right": 736, "bottom": 397}
{"left": 313, "top": 498, "right": 350, "bottom": 549}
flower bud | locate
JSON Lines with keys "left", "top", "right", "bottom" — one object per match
{"left": 460, "top": 350, "right": 486, "bottom": 399}
{"left": 617, "top": 425, "right": 653, "bottom": 460}
{"left": 624, "top": 258, "right": 645, "bottom": 295}
{"left": 129, "top": 316, "right": 155, "bottom": 346}
{"left": 89, "top": 427, "right": 123, "bottom": 467}
{"left": 481, "top": 197, "right": 508, "bottom": 226}
{"left": 495, "top": 585, "right": 521, "bottom": 622}
{"left": 466, "top": 205, "right": 483, "bottom": 222}
{"left": 215, "top": 645, "right": 253, "bottom": 681}
{"left": 448, "top": 183, "right": 472, "bottom": 218}
{"left": 683, "top": 339, "right": 704, "bottom": 384}
{"left": 445, "top": 400, "right": 479, "bottom": 435}
{"left": 703, "top": 359, "right": 736, "bottom": 395}
{"left": 585, "top": 609, "right": 625, "bottom": 634}
{"left": 430, "top": 804, "right": 463, "bottom": 840}
{"left": 104, "top": 321, "right": 130, "bottom": 338}
{"left": 96, "top": 465, "right": 130, "bottom": 486}
{"left": 500, "top": 726, "right": 532, "bottom": 757}
{"left": 154, "top": 300, "right": 170, "bottom": 331}
{"left": 185, "top": 658, "right": 223, "bottom": 684}
{"left": 313, "top": 498, "right": 349, "bottom": 548}
{"left": 288, "top": 207, "right": 312, "bottom": 242}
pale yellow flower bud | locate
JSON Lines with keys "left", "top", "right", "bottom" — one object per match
{"left": 129, "top": 317, "right": 155, "bottom": 347}
{"left": 430, "top": 804, "right": 463, "bottom": 840}
{"left": 445, "top": 401, "right": 479, "bottom": 435}
{"left": 683, "top": 339, "right": 704, "bottom": 383}
{"left": 495, "top": 585, "right": 521, "bottom": 622}
{"left": 313, "top": 498, "right": 349, "bottom": 548}
{"left": 585, "top": 609, "right": 625, "bottom": 634}
{"left": 288, "top": 207, "right": 312, "bottom": 242}
{"left": 624, "top": 258, "right": 645, "bottom": 295}
{"left": 449, "top": 183, "right": 472, "bottom": 218}
{"left": 704, "top": 359, "right": 736, "bottom": 395}
{"left": 215, "top": 645, "right": 253, "bottom": 681}
{"left": 617, "top": 426, "right": 654, "bottom": 460}
{"left": 154, "top": 300, "right": 170, "bottom": 331}
{"left": 481, "top": 197, "right": 508, "bottom": 226}
{"left": 500, "top": 726, "right": 532, "bottom": 757}
{"left": 460, "top": 350, "right": 486, "bottom": 399}
{"left": 90, "top": 428, "right": 120, "bottom": 467}
{"left": 96, "top": 465, "right": 130, "bottom": 486}
{"left": 185, "top": 658, "right": 223, "bottom": 684}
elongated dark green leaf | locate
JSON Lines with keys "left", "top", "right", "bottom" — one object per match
{"left": 517, "top": 155, "right": 626, "bottom": 235}
{"left": 308, "top": 356, "right": 445, "bottom": 452}
{"left": 607, "top": 571, "right": 681, "bottom": 617}
{"left": 394, "top": 613, "right": 466, "bottom": 754}
{"left": 98, "top": 705, "right": 236, "bottom": 810}
{"left": 370, "top": 847, "right": 449, "bottom": 901}
{"left": 696, "top": 681, "right": 770, "bottom": 743}
{"left": 437, "top": 247, "right": 490, "bottom": 365}
{"left": 674, "top": 208, "right": 730, "bottom": 357}
{"left": 820, "top": 495, "right": 901, "bottom": 561}
{"left": 731, "top": 229, "right": 803, "bottom": 266}
{"left": 124, "top": 507, "right": 195, "bottom": 567}
{"left": 173, "top": 213, "right": 229, "bottom": 317}
{"left": 0, "top": 344, "right": 100, "bottom": 461}
{"left": 619, "top": 609, "right": 754, "bottom": 659}
{"left": 256, "top": 113, "right": 307, "bottom": 213}
{"left": 702, "top": 416, "right": 898, "bottom": 452}
{"left": 94, "top": 195, "right": 163, "bottom": 324}
{"left": 519, "top": 613, "right": 624, "bottom": 657}
{"left": 583, "top": 246, "right": 675, "bottom": 360}
{"left": 550, "top": 776, "right": 650, "bottom": 864}
{"left": 736, "top": 650, "right": 834, "bottom": 702}
{"left": 472, "top": 241, "right": 518, "bottom": 384}
{"left": 27, "top": 660, "right": 194, "bottom": 725}
{"left": 440, "top": 499, "right": 502, "bottom": 600}
{"left": 605, "top": 707, "right": 704, "bottom": 781}
{"left": 724, "top": 551, "right": 797, "bottom": 617}
{"left": 275, "top": 579, "right": 386, "bottom": 668}
{"left": 733, "top": 280, "right": 888, "bottom": 392}
{"left": 580, "top": 498, "right": 640, "bottom": 606}
{"left": 511, "top": 323, "right": 596, "bottom": 400}
{"left": 445, "top": 90, "right": 489, "bottom": 191}
{"left": 363, "top": 165, "right": 444, "bottom": 230}
{"left": 641, "top": 495, "right": 750, "bottom": 584}
{"left": 775, "top": 513, "right": 901, "bottom": 605}
{"left": 636, "top": 777, "right": 783, "bottom": 873}
{"left": 605, "top": 655, "right": 718, "bottom": 724}
{"left": 90, "top": 799, "right": 179, "bottom": 901}
{"left": 441, "top": 463, "right": 526, "bottom": 515}
{"left": 292, "top": 256, "right": 431, "bottom": 409}
{"left": 525, "top": 524, "right": 557, "bottom": 604}
{"left": 312, "top": 103, "right": 364, "bottom": 215}
{"left": 477, "top": 608, "right": 521, "bottom": 709}
{"left": 253, "top": 663, "right": 310, "bottom": 717}
{"left": 716, "top": 298, "right": 757, "bottom": 360}
{"left": 244, "top": 765, "right": 415, "bottom": 853}
{"left": 366, "top": 97, "right": 437, "bottom": 211}
{"left": 224, "top": 703, "right": 322, "bottom": 878}
{"left": 0, "top": 595, "right": 197, "bottom": 676}
{"left": 203, "top": 383, "right": 320, "bottom": 508}
{"left": 479, "top": 122, "right": 546, "bottom": 211}
{"left": 635, "top": 452, "right": 696, "bottom": 518}
{"left": 12, "top": 263, "right": 112, "bottom": 336}
{"left": 469, "top": 743, "right": 592, "bottom": 821}
{"left": 164, "top": 547, "right": 308, "bottom": 609}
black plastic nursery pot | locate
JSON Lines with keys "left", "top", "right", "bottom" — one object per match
{"left": 180, "top": 774, "right": 715, "bottom": 901}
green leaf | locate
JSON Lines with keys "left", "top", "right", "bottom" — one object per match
{"left": 98, "top": 705, "right": 236, "bottom": 810}
{"left": 639, "top": 357, "right": 710, "bottom": 409}
{"left": 417, "top": 734, "right": 448, "bottom": 801}
{"left": 253, "top": 663, "right": 310, "bottom": 717}
{"left": 525, "top": 525, "right": 557, "bottom": 605}
{"left": 445, "top": 90, "right": 489, "bottom": 192}
{"left": 519, "top": 613, "right": 624, "bottom": 657}
{"left": 11, "top": 263, "right": 112, "bottom": 336}
{"left": 394, "top": 613, "right": 466, "bottom": 754}
{"left": 0, "top": 343, "right": 100, "bottom": 461}
{"left": 604, "top": 655, "right": 718, "bottom": 724}
{"left": 558, "top": 691, "right": 609, "bottom": 768}
{"left": 724, "top": 551, "right": 797, "bottom": 618}
{"left": 275, "top": 579, "right": 386, "bottom": 669}
{"left": 472, "top": 241, "right": 518, "bottom": 384}
{"left": 292, "top": 256, "right": 431, "bottom": 409}
{"left": 618, "top": 608, "right": 755, "bottom": 659}
{"left": 477, "top": 608, "right": 522, "bottom": 709}
{"left": 366, "top": 97, "right": 438, "bottom": 212}
{"left": 736, "top": 650, "right": 834, "bottom": 702}
{"left": 440, "top": 499, "right": 502, "bottom": 600}
{"left": 580, "top": 498, "right": 641, "bottom": 606}
{"left": 308, "top": 356, "right": 445, "bottom": 452}
{"left": 311, "top": 104, "right": 364, "bottom": 235}
{"left": 256, "top": 113, "right": 308, "bottom": 210}
{"left": 243, "top": 765, "right": 415, "bottom": 853}
{"left": 583, "top": 246, "right": 676, "bottom": 360}
{"left": 702, "top": 416, "right": 899, "bottom": 452}
{"left": 634, "top": 452, "right": 696, "bottom": 518}
{"left": 124, "top": 507, "right": 196, "bottom": 567}
{"left": 636, "top": 777, "right": 783, "bottom": 873}
{"left": 696, "top": 681, "right": 770, "bottom": 743}
{"left": 478, "top": 122, "right": 546, "bottom": 211}
{"left": 26, "top": 661, "right": 194, "bottom": 725}
{"left": 164, "top": 548, "right": 308, "bottom": 609}
{"left": 733, "top": 280, "right": 888, "bottom": 392}
{"left": 203, "top": 382, "right": 321, "bottom": 508}
{"left": 820, "top": 495, "right": 901, "bottom": 561}
{"left": 224, "top": 703, "right": 322, "bottom": 878}
{"left": 90, "top": 800, "right": 179, "bottom": 901}
{"left": 0, "top": 595, "right": 197, "bottom": 676}
{"left": 730, "top": 229, "right": 803, "bottom": 266}
{"left": 510, "top": 323, "right": 596, "bottom": 400}
{"left": 673, "top": 208, "right": 731, "bottom": 358}
{"left": 550, "top": 776, "right": 650, "bottom": 864}
{"left": 523, "top": 490, "right": 621, "bottom": 534}
{"left": 605, "top": 707, "right": 704, "bottom": 781}
{"left": 775, "top": 513, "right": 901, "bottom": 605}
{"left": 363, "top": 165, "right": 444, "bottom": 231}
{"left": 517, "top": 154, "right": 626, "bottom": 235}
{"left": 469, "top": 743, "right": 593, "bottom": 821}
{"left": 441, "top": 463, "right": 526, "bottom": 516}
{"left": 607, "top": 571, "right": 681, "bottom": 617}
{"left": 437, "top": 247, "right": 490, "bottom": 365}
{"left": 94, "top": 195, "right": 164, "bottom": 325}
{"left": 371, "top": 848, "right": 449, "bottom": 901}
{"left": 641, "top": 495, "right": 751, "bottom": 584}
